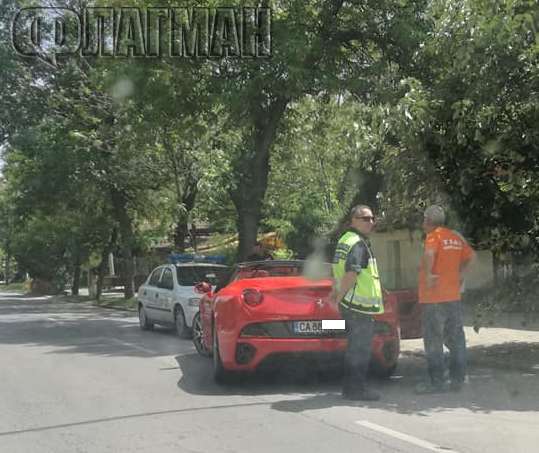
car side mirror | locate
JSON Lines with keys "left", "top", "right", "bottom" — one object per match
{"left": 194, "top": 281, "right": 212, "bottom": 294}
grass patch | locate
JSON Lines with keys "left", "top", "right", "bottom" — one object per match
{"left": 1, "top": 281, "right": 31, "bottom": 292}
{"left": 94, "top": 296, "right": 138, "bottom": 311}
{"left": 55, "top": 294, "right": 92, "bottom": 303}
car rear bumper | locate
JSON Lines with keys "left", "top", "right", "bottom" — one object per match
{"left": 220, "top": 334, "right": 399, "bottom": 372}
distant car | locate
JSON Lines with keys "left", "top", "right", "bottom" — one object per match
{"left": 194, "top": 260, "right": 422, "bottom": 384}
{"left": 137, "top": 263, "right": 230, "bottom": 339}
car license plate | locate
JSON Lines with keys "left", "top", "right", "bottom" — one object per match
{"left": 293, "top": 320, "right": 322, "bottom": 334}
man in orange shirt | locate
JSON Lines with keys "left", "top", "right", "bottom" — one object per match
{"left": 417, "top": 205, "right": 475, "bottom": 393}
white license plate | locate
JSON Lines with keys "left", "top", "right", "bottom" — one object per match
{"left": 293, "top": 320, "right": 322, "bottom": 334}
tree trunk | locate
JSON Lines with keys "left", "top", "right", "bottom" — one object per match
{"left": 174, "top": 222, "right": 189, "bottom": 252}
{"left": 173, "top": 181, "right": 198, "bottom": 252}
{"left": 231, "top": 97, "right": 289, "bottom": 261}
{"left": 71, "top": 263, "right": 81, "bottom": 296}
{"left": 191, "top": 223, "right": 198, "bottom": 252}
{"left": 325, "top": 169, "right": 384, "bottom": 260}
{"left": 122, "top": 254, "right": 136, "bottom": 299}
{"left": 492, "top": 251, "right": 499, "bottom": 288}
{"left": 236, "top": 208, "right": 261, "bottom": 261}
{"left": 96, "top": 260, "right": 106, "bottom": 301}
{"left": 349, "top": 169, "right": 384, "bottom": 212}
{"left": 4, "top": 249, "right": 10, "bottom": 285}
{"left": 111, "top": 190, "right": 136, "bottom": 300}
{"left": 96, "top": 228, "right": 118, "bottom": 301}
{"left": 88, "top": 271, "right": 97, "bottom": 299}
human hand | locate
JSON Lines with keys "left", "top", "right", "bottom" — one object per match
{"left": 329, "top": 287, "right": 337, "bottom": 303}
{"left": 329, "top": 287, "right": 340, "bottom": 307}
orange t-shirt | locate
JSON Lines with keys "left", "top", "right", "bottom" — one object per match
{"left": 418, "top": 227, "right": 475, "bottom": 303}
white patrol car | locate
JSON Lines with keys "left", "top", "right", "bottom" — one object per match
{"left": 136, "top": 262, "right": 229, "bottom": 339}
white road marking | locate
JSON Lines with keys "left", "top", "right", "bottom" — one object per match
{"left": 322, "top": 319, "right": 345, "bottom": 330}
{"left": 355, "top": 420, "right": 460, "bottom": 453}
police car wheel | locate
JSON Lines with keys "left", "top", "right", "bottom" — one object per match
{"left": 174, "top": 306, "right": 191, "bottom": 339}
{"left": 138, "top": 305, "right": 154, "bottom": 331}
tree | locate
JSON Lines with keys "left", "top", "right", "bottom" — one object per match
{"left": 207, "top": 0, "right": 430, "bottom": 259}
{"left": 378, "top": 0, "right": 539, "bottom": 256}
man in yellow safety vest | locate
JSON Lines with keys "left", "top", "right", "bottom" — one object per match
{"left": 332, "top": 205, "right": 383, "bottom": 401}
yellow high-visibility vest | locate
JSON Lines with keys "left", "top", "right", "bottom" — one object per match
{"left": 333, "top": 231, "right": 384, "bottom": 314}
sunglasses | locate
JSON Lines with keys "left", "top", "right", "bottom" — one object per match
{"left": 354, "top": 216, "right": 375, "bottom": 222}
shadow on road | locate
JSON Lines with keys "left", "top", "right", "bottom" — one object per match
{"left": 3, "top": 291, "right": 539, "bottom": 416}
{"left": 402, "top": 341, "right": 539, "bottom": 373}
{"left": 177, "top": 345, "right": 539, "bottom": 416}
{"left": 0, "top": 293, "right": 187, "bottom": 358}
{"left": 270, "top": 350, "right": 539, "bottom": 415}
{"left": 175, "top": 352, "right": 344, "bottom": 396}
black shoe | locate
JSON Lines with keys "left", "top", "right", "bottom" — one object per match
{"left": 342, "top": 388, "right": 381, "bottom": 401}
{"left": 449, "top": 380, "right": 464, "bottom": 392}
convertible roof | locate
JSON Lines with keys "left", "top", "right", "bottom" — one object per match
{"left": 174, "top": 262, "right": 229, "bottom": 268}
{"left": 236, "top": 259, "right": 331, "bottom": 267}
{"left": 236, "top": 259, "right": 303, "bottom": 267}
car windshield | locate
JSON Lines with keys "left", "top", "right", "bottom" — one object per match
{"left": 176, "top": 266, "right": 228, "bottom": 286}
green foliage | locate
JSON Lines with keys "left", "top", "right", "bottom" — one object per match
{"left": 375, "top": 0, "right": 539, "bottom": 252}
{"left": 95, "top": 296, "right": 138, "bottom": 312}
{"left": 1, "top": 281, "right": 31, "bottom": 292}
{"left": 10, "top": 214, "right": 71, "bottom": 290}
{"left": 1, "top": 0, "right": 537, "bottom": 310}
{"left": 272, "top": 248, "right": 295, "bottom": 260}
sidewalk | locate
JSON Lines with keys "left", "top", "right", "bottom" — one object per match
{"left": 401, "top": 309, "right": 539, "bottom": 373}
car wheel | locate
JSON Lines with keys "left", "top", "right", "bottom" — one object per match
{"left": 192, "top": 312, "right": 210, "bottom": 357}
{"left": 213, "top": 329, "right": 235, "bottom": 384}
{"left": 138, "top": 304, "right": 154, "bottom": 331}
{"left": 174, "top": 305, "right": 191, "bottom": 339}
{"left": 369, "top": 361, "right": 397, "bottom": 379}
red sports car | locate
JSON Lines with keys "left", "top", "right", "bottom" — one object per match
{"left": 192, "top": 260, "right": 422, "bottom": 384}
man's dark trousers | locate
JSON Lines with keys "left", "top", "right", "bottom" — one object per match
{"left": 422, "top": 301, "right": 466, "bottom": 386}
{"left": 340, "top": 305, "right": 374, "bottom": 393}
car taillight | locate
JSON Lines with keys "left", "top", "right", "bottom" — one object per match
{"left": 242, "top": 288, "right": 263, "bottom": 306}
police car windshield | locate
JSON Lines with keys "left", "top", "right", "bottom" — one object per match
{"left": 176, "top": 266, "right": 228, "bottom": 286}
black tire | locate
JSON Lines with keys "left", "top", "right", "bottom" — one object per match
{"left": 192, "top": 312, "right": 210, "bottom": 356}
{"left": 174, "top": 305, "right": 191, "bottom": 339}
{"left": 213, "top": 329, "right": 235, "bottom": 384}
{"left": 369, "top": 361, "right": 397, "bottom": 379}
{"left": 138, "top": 304, "right": 154, "bottom": 331}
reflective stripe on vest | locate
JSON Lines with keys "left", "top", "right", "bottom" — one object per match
{"left": 332, "top": 231, "right": 384, "bottom": 315}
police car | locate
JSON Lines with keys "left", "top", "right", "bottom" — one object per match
{"left": 137, "top": 255, "right": 229, "bottom": 339}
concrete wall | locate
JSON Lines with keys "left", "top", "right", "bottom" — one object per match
{"left": 369, "top": 229, "right": 494, "bottom": 291}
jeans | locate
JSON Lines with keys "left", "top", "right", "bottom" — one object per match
{"left": 340, "top": 306, "right": 374, "bottom": 392}
{"left": 422, "top": 302, "right": 467, "bottom": 385}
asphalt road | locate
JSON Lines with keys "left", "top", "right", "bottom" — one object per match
{"left": 1, "top": 292, "right": 538, "bottom": 453}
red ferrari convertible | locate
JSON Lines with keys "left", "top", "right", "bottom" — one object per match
{"left": 192, "top": 260, "right": 422, "bottom": 384}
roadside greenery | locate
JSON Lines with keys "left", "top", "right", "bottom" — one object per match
{"left": 94, "top": 296, "right": 138, "bottom": 312}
